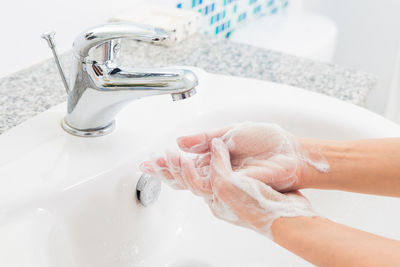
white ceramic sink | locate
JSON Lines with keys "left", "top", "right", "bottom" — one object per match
{"left": 1, "top": 68, "right": 400, "bottom": 267}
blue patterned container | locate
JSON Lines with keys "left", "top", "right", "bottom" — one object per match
{"left": 176, "top": 0, "right": 289, "bottom": 37}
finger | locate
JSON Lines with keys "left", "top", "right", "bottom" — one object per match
{"left": 165, "top": 150, "right": 181, "bottom": 171}
{"left": 210, "top": 138, "right": 232, "bottom": 183}
{"left": 210, "top": 175, "right": 264, "bottom": 227}
{"left": 152, "top": 156, "right": 175, "bottom": 181}
{"left": 141, "top": 157, "right": 186, "bottom": 190}
{"left": 139, "top": 161, "right": 156, "bottom": 174}
{"left": 181, "top": 157, "right": 213, "bottom": 197}
{"left": 162, "top": 151, "right": 211, "bottom": 193}
{"left": 209, "top": 138, "right": 236, "bottom": 207}
{"left": 176, "top": 126, "right": 232, "bottom": 154}
{"left": 254, "top": 178, "right": 287, "bottom": 202}
{"left": 194, "top": 153, "right": 211, "bottom": 177}
{"left": 164, "top": 151, "right": 190, "bottom": 189}
{"left": 194, "top": 153, "right": 211, "bottom": 168}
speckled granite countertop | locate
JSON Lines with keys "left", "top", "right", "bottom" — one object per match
{"left": 0, "top": 33, "right": 376, "bottom": 135}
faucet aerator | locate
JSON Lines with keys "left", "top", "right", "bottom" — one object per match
{"left": 171, "top": 88, "right": 197, "bottom": 101}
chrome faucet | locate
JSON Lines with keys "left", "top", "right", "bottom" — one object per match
{"left": 42, "top": 23, "right": 198, "bottom": 137}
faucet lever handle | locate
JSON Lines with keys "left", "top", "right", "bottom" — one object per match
{"left": 73, "top": 22, "right": 169, "bottom": 62}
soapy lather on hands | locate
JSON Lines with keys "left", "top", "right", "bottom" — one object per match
{"left": 139, "top": 122, "right": 329, "bottom": 238}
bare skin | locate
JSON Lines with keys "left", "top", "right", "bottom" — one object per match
{"left": 272, "top": 216, "right": 400, "bottom": 267}
{"left": 270, "top": 138, "right": 400, "bottom": 266}
{"left": 298, "top": 138, "right": 400, "bottom": 197}
{"left": 143, "top": 126, "right": 400, "bottom": 266}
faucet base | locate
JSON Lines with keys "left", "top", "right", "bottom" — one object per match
{"left": 61, "top": 118, "right": 116, "bottom": 137}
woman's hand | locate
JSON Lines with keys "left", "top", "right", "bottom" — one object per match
{"left": 175, "top": 122, "right": 329, "bottom": 191}
{"left": 205, "top": 138, "right": 316, "bottom": 238}
{"left": 141, "top": 138, "right": 315, "bottom": 239}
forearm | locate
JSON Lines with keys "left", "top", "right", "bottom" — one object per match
{"left": 299, "top": 138, "right": 400, "bottom": 197}
{"left": 271, "top": 216, "right": 400, "bottom": 267}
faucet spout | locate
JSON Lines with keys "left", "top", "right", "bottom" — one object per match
{"left": 103, "top": 67, "right": 198, "bottom": 97}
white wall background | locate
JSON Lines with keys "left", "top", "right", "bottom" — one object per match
{"left": 0, "top": 0, "right": 175, "bottom": 79}
{"left": 303, "top": 0, "right": 400, "bottom": 115}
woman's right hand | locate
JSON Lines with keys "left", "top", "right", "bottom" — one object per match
{"left": 175, "top": 122, "right": 330, "bottom": 191}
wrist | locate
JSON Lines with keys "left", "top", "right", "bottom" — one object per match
{"left": 298, "top": 160, "right": 320, "bottom": 189}
{"left": 271, "top": 215, "right": 329, "bottom": 241}
{"left": 295, "top": 137, "right": 325, "bottom": 189}
{"left": 296, "top": 137, "right": 346, "bottom": 190}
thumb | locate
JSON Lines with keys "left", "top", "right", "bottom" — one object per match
{"left": 210, "top": 138, "right": 232, "bottom": 180}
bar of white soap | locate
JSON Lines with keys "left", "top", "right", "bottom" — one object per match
{"left": 109, "top": 5, "right": 202, "bottom": 46}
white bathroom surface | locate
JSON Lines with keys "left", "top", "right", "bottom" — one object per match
{"left": 0, "top": 68, "right": 399, "bottom": 266}
{"left": 230, "top": 12, "right": 337, "bottom": 62}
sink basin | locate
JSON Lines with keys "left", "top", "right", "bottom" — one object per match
{"left": 1, "top": 67, "right": 400, "bottom": 267}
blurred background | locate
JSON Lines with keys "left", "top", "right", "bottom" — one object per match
{"left": 1, "top": 0, "right": 400, "bottom": 117}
